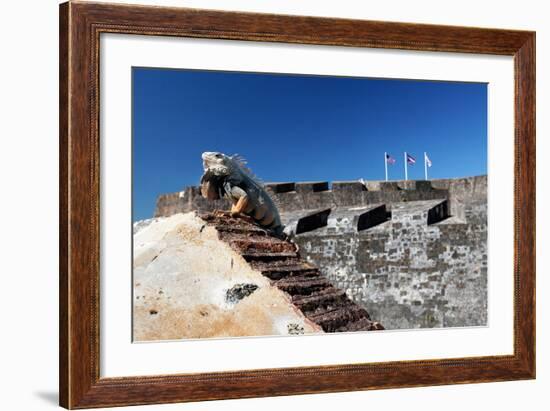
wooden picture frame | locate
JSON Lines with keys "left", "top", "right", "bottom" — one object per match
{"left": 59, "top": 1, "right": 535, "bottom": 408}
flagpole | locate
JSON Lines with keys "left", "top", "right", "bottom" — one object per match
{"left": 424, "top": 152, "right": 428, "bottom": 180}
{"left": 384, "top": 152, "right": 388, "bottom": 181}
{"left": 404, "top": 152, "right": 408, "bottom": 180}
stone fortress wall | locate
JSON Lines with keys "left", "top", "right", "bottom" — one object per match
{"left": 154, "top": 175, "right": 487, "bottom": 330}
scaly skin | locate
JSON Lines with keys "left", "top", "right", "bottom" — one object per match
{"left": 200, "top": 152, "right": 283, "bottom": 235}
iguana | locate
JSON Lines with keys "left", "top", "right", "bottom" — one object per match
{"left": 200, "top": 152, "right": 284, "bottom": 236}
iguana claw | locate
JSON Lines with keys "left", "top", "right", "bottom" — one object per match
{"left": 213, "top": 209, "right": 231, "bottom": 218}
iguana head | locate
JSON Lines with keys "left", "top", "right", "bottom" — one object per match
{"left": 202, "top": 151, "right": 233, "bottom": 176}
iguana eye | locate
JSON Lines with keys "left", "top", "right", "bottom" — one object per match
{"left": 215, "top": 154, "right": 222, "bottom": 158}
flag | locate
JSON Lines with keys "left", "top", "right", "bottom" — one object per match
{"left": 425, "top": 153, "right": 432, "bottom": 167}
{"left": 406, "top": 153, "right": 416, "bottom": 165}
{"left": 385, "top": 153, "right": 396, "bottom": 165}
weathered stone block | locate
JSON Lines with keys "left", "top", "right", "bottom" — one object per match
{"left": 265, "top": 182, "right": 296, "bottom": 193}
{"left": 295, "top": 181, "right": 329, "bottom": 193}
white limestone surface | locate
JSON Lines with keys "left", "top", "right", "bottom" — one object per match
{"left": 133, "top": 212, "right": 321, "bottom": 341}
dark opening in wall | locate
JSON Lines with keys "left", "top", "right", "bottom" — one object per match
{"left": 267, "top": 182, "right": 296, "bottom": 193}
{"left": 311, "top": 182, "right": 329, "bottom": 192}
{"left": 357, "top": 204, "right": 390, "bottom": 231}
{"left": 295, "top": 181, "right": 330, "bottom": 193}
{"left": 427, "top": 200, "right": 449, "bottom": 225}
{"left": 296, "top": 208, "right": 332, "bottom": 234}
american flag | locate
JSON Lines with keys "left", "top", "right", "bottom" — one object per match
{"left": 386, "top": 153, "right": 396, "bottom": 165}
{"left": 406, "top": 153, "right": 416, "bottom": 165}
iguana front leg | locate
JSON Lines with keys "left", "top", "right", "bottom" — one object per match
{"left": 228, "top": 186, "right": 249, "bottom": 217}
{"left": 231, "top": 196, "right": 249, "bottom": 217}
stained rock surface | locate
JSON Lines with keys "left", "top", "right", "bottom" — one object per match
{"left": 133, "top": 212, "right": 321, "bottom": 341}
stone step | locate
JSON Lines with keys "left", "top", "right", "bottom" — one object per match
{"left": 222, "top": 231, "right": 289, "bottom": 243}
{"left": 228, "top": 238, "right": 297, "bottom": 254}
{"left": 214, "top": 224, "right": 268, "bottom": 236}
{"left": 248, "top": 258, "right": 319, "bottom": 280}
{"left": 335, "top": 317, "right": 385, "bottom": 332}
{"left": 308, "top": 304, "right": 371, "bottom": 332}
{"left": 241, "top": 251, "right": 299, "bottom": 261}
{"left": 273, "top": 275, "right": 333, "bottom": 296}
{"left": 292, "top": 288, "right": 347, "bottom": 312}
{"left": 260, "top": 268, "right": 321, "bottom": 281}
{"left": 200, "top": 212, "right": 269, "bottom": 234}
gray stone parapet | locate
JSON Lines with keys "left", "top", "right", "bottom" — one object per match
{"left": 154, "top": 176, "right": 486, "bottom": 218}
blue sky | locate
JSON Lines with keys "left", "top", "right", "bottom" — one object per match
{"left": 133, "top": 67, "right": 487, "bottom": 221}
